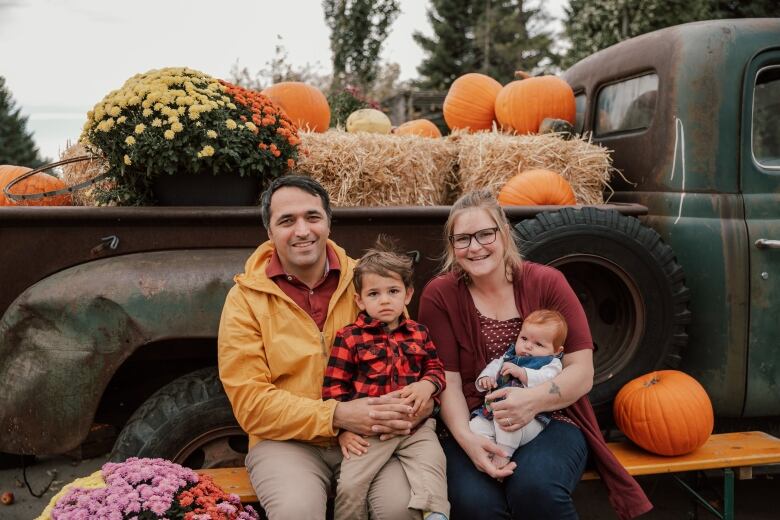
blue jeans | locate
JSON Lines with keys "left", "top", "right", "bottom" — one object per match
{"left": 442, "top": 419, "right": 588, "bottom": 520}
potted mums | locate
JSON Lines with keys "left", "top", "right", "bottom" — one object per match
{"left": 38, "top": 457, "right": 260, "bottom": 519}
{"left": 80, "top": 67, "right": 300, "bottom": 205}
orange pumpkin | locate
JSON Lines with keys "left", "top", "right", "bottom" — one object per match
{"left": 261, "top": 82, "right": 330, "bottom": 132}
{"left": 443, "top": 73, "right": 502, "bottom": 132}
{"left": 614, "top": 370, "right": 714, "bottom": 456}
{"left": 495, "top": 72, "right": 575, "bottom": 134}
{"left": 497, "top": 169, "right": 576, "bottom": 206}
{"left": 0, "top": 165, "right": 72, "bottom": 206}
{"left": 395, "top": 119, "right": 442, "bottom": 138}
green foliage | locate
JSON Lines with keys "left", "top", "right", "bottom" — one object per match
{"left": 562, "top": 0, "right": 780, "bottom": 69}
{"left": 323, "top": 0, "right": 400, "bottom": 92}
{"left": 414, "top": 0, "right": 557, "bottom": 90}
{"left": 0, "top": 76, "right": 45, "bottom": 167}
{"left": 327, "top": 86, "right": 380, "bottom": 128}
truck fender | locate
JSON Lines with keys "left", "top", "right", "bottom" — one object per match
{"left": 514, "top": 208, "right": 691, "bottom": 418}
{"left": 0, "top": 249, "right": 250, "bottom": 454}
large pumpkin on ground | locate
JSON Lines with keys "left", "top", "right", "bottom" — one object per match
{"left": 395, "top": 119, "right": 442, "bottom": 138}
{"left": 0, "top": 165, "right": 72, "bottom": 206}
{"left": 497, "top": 169, "right": 576, "bottom": 206}
{"left": 261, "top": 82, "right": 330, "bottom": 132}
{"left": 443, "top": 73, "right": 502, "bottom": 132}
{"left": 614, "top": 370, "right": 714, "bottom": 456}
{"left": 495, "top": 72, "right": 575, "bottom": 135}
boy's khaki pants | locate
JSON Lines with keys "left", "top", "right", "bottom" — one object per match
{"left": 246, "top": 437, "right": 422, "bottom": 520}
{"left": 336, "top": 418, "right": 450, "bottom": 520}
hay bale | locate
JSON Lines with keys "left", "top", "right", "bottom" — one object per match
{"left": 297, "top": 130, "right": 458, "bottom": 206}
{"left": 58, "top": 142, "right": 111, "bottom": 206}
{"left": 451, "top": 131, "right": 613, "bottom": 205}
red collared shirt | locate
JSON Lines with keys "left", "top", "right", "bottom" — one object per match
{"left": 266, "top": 245, "right": 341, "bottom": 331}
{"left": 322, "top": 312, "right": 446, "bottom": 401}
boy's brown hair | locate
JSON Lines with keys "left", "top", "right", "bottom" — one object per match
{"left": 523, "top": 309, "right": 568, "bottom": 348}
{"left": 353, "top": 236, "right": 414, "bottom": 293}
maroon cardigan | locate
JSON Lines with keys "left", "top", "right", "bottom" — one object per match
{"left": 418, "top": 262, "right": 652, "bottom": 520}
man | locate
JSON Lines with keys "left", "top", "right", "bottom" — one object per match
{"left": 218, "top": 175, "right": 433, "bottom": 519}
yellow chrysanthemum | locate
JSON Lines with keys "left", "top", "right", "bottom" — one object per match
{"left": 197, "top": 145, "right": 216, "bottom": 158}
{"left": 151, "top": 118, "right": 163, "bottom": 127}
{"left": 125, "top": 136, "right": 136, "bottom": 145}
{"left": 245, "top": 122, "right": 258, "bottom": 132}
{"left": 135, "top": 124, "right": 146, "bottom": 134}
{"left": 171, "top": 122, "right": 184, "bottom": 133}
{"left": 108, "top": 106, "right": 121, "bottom": 117}
{"left": 226, "top": 119, "right": 237, "bottom": 130}
{"left": 206, "top": 130, "right": 217, "bottom": 138}
{"left": 142, "top": 108, "right": 153, "bottom": 117}
{"left": 117, "top": 116, "right": 127, "bottom": 124}
{"left": 164, "top": 129, "right": 175, "bottom": 140}
{"left": 124, "top": 155, "right": 132, "bottom": 165}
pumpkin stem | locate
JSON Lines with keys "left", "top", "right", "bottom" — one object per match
{"left": 643, "top": 376, "right": 660, "bottom": 388}
{"left": 514, "top": 71, "right": 531, "bottom": 80}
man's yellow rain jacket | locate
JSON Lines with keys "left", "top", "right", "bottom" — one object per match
{"left": 218, "top": 239, "right": 358, "bottom": 448}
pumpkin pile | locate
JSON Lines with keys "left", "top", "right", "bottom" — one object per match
{"left": 613, "top": 370, "right": 714, "bottom": 456}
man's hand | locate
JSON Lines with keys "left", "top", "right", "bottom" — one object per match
{"left": 477, "top": 376, "right": 497, "bottom": 391}
{"left": 500, "top": 362, "right": 527, "bottom": 385}
{"left": 333, "top": 396, "right": 414, "bottom": 437}
{"left": 338, "top": 430, "right": 370, "bottom": 459}
{"left": 399, "top": 380, "right": 436, "bottom": 416}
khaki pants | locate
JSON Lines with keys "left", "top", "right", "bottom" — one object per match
{"left": 336, "top": 419, "right": 449, "bottom": 520}
{"left": 246, "top": 438, "right": 422, "bottom": 520}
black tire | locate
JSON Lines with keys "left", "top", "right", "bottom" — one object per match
{"left": 110, "top": 367, "right": 248, "bottom": 469}
{"left": 514, "top": 208, "right": 691, "bottom": 417}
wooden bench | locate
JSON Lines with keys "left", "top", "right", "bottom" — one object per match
{"left": 198, "top": 431, "right": 780, "bottom": 520}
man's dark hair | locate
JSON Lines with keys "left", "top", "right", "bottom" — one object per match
{"left": 260, "top": 175, "right": 332, "bottom": 229}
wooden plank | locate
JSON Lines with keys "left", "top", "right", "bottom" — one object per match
{"left": 198, "top": 431, "right": 780, "bottom": 501}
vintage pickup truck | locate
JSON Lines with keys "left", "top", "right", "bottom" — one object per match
{"left": 0, "top": 19, "right": 777, "bottom": 470}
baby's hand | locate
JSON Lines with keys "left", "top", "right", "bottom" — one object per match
{"left": 399, "top": 380, "right": 436, "bottom": 416}
{"left": 500, "top": 362, "right": 526, "bottom": 384}
{"left": 339, "top": 431, "right": 370, "bottom": 459}
{"left": 477, "top": 376, "right": 497, "bottom": 391}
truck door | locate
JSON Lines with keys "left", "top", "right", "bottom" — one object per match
{"left": 741, "top": 50, "right": 780, "bottom": 416}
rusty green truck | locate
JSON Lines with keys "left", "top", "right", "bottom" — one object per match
{"left": 1, "top": 19, "right": 777, "bottom": 468}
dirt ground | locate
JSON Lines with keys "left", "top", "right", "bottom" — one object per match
{"left": 1, "top": 453, "right": 778, "bottom": 519}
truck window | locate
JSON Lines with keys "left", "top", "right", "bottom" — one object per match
{"left": 574, "top": 93, "right": 586, "bottom": 133}
{"left": 595, "top": 74, "right": 658, "bottom": 136}
{"left": 752, "top": 65, "right": 780, "bottom": 169}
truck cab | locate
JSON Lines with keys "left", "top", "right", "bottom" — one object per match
{"left": 564, "top": 18, "right": 780, "bottom": 418}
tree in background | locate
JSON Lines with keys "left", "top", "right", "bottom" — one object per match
{"left": 0, "top": 76, "right": 45, "bottom": 167}
{"left": 414, "top": 0, "right": 483, "bottom": 90}
{"left": 473, "top": 0, "right": 558, "bottom": 83}
{"left": 563, "top": 0, "right": 779, "bottom": 68}
{"left": 323, "top": 0, "right": 400, "bottom": 92}
{"left": 415, "top": 0, "right": 557, "bottom": 90}
{"left": 229, "top": 36, "right": 329, "bottom": 91}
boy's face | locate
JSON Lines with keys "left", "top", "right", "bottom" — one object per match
{"left": 515, "top": 321, "right": 562, "bottom": 357}
{"left": 355, "top": 272, "right": 413, "bottom": 330}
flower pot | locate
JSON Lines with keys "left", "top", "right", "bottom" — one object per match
{"left": 152, "top": 172, "right": 262, "bottom": 206}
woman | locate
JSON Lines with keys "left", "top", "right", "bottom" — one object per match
{"left": 418, "top": 190, "right": 651, "bottom": 520}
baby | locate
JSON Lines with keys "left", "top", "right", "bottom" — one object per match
{"left": 471, "top": 309, "right": 566, "bottom": 469}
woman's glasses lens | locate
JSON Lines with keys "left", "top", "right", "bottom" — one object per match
{"left": 451, "top": 227, "right": 498, "bottom": 249}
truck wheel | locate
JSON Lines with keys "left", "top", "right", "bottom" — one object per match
{"left": 110, "top": 367, "right": 248, "bottom": 469}
{"left": 514, "top": 208, "right": 690, "bottom": 417}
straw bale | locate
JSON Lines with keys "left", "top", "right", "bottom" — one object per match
{"left": 296, "top": 130, "right": 458, "bottom": 206}
{"left": 451, "top": 131, "right": 613, "bottom": 205}
{"left": 58, "top": 142, "right": 112, "bottom": 206}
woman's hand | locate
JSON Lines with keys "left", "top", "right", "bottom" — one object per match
{"left": 487, "top": 386, "right": 540, "bottom": 432}
{"left": 461, "top": 431, "right": 516, "bottom": 479}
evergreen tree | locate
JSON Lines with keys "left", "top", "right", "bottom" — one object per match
{"left": 563, "top": 0, "right": 710, "bottom": 67}
{"left": 0, "top": 76, "right": 44, "bottom": 167}
{"left": 323, "top": 0, "right": 400, "bottom": 92}
{"left": 413, "top": 0, "right": 483, "bottom": 90}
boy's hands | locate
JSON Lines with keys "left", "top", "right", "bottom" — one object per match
{"left": 500, "top": 362, "right": 527, "bottom": 385}
{"left": 399, "top": 380, "right": 437, "bottom": 416}
{"left": 338, "top": 430, "right": 370, "bottom": 459}
{"left": 477, "top": 376, "right": 497, "bottom": 391}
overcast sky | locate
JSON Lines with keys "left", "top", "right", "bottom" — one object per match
{"left": 0, "top": 0, "right": 567, "bottom": 159}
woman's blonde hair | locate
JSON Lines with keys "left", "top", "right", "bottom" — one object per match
{"left": 440, "top": 189, "right": 523, "bottom": 280}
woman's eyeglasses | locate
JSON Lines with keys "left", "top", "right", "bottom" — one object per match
{"left": 449, "top": 227, "right": 499, "bottom": 249}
